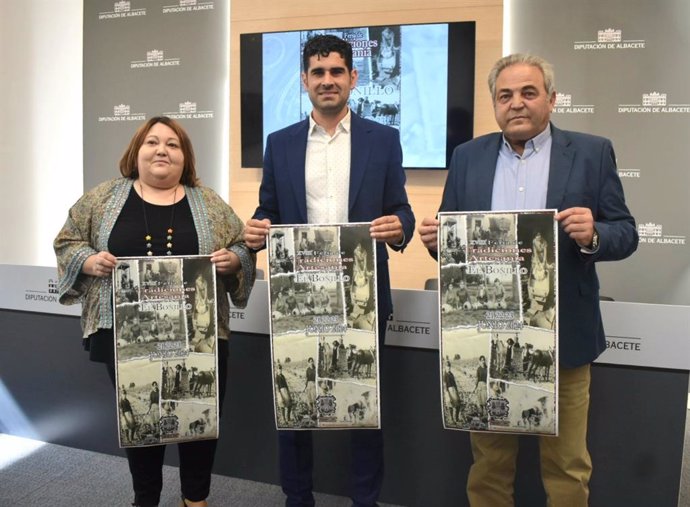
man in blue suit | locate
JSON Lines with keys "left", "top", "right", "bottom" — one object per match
{"left": 244, "top": 35, "right": 414, "bottom": 507}
{"left": 419, "top": 54, "right": 637, "bottom": 506}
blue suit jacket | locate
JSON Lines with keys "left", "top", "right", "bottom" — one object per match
{"left": 253, "top": 113, "right": 415, "bottom": 318}
{"left": 439, "top": 125, "right": 638, "bottom": 367}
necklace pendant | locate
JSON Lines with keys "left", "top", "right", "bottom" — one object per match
{"left": 145, "top": 234, "right": 152, "bottom": 241}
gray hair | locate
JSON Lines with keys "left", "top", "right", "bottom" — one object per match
{"left": 487, "top": 53, "right": 555, "bottom": 100}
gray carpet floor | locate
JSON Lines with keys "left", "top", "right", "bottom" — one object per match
{"left": 2, "top": 410, "right": 689, "bottom": 507}
{"left": 0, "top": 436, "right": 402, "bottom": 507}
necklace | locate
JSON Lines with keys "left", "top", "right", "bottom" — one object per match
{"left": 139, "top": 182, "right": 178, "bottom": 256}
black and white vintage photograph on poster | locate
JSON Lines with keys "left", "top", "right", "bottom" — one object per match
{"left": 440, "top": 265, "right": 470, "bottom": 322}
{"left": 517, "top": 212, "right": 558, "bottom": 329}
{"left": 318, "top": 329, "right": 378, "bottom": 385}
{"left": 162, "top": 353, "right": 217, "bottom": 403}
{"left": 272, "top": 333, "right": 318, "bottom": 428}
{"left": 293, "top": 225, "right": 341, "bottom": 272}
{"left": 139, "top": 258, "right": 184, "bottom": 301}
{"left": 160, "top": 401, "right": 218, "bottom": 444}
{"left": 488, "top": 383, "right": 556, "bottom": 435}
{"left": 466, "top": 213, "right": 518, "bottom": 263}
{"left": 440, "top": 327, "right": 492, "bottom": 431}
{"left": 362, "top": 26, "right": 401, "bottom": 128}
{"left": 113, "top": 256, "right": 219, "bottom": 447}
{"left": 490, "top": 330, "right": 555, "bottom": 386}
{"left": 319, "top": 380, "right": 379, "bottom": 428}
{"left": 439, "top": 214, "right": 468, "bottom": 266}
{"left": 438, "top": 211, "right": 558, "bottom": 435}
{"left": 115, "top": 302, "right": 187, "bottom": 361}
{"left": 270, "top": 275, "right": 345, "bottom": 335}
{"left": 182, "top": 257, "right": 217, "bottom": 354}
{"left": 440, "top": 264, "right": 520, "bottom": 329}
{"left": 467, "top": 263, "right": 522, "bottom": 331}
{"left": 270, "top": 227, "right": 295, "bottom": 276}
{"left": 268, "top": 223, "right": 380, "bottom": 429}
{"left": 370, "top": 26, "right": 401, "bottom": 88}
{"left": 115, "top": 260, "right": 140, "bottom": 304}
{"left": 116, "top": 358, "right": 162, "bottom": 447}
{"left": 340, "top": 225, "right": 377, "bottom": 331}
{"left": 495, "top": 327, "right": 557, "bottom": 386}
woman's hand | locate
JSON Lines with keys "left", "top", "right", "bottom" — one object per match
{"left": 211, "top": 248, "right": 240, "bottom": 275}
{"left": 83, "top": 251, "right": 117, "bottom": 277}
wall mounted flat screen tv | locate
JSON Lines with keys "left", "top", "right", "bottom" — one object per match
{"left": 240, "top": 21, "right": 475, "bottom": 170}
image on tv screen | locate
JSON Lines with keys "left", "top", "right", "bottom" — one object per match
{"left": 241, "top": 21, "right": 475, "bottom": 170}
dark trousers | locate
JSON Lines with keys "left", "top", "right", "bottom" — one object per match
{"left": 278, "top": 317, "right": 388, "bottom": 507}
{"left": 279, "top": 429, "right": 384, "bottom": 507}
{"left": 105, "top": 339, "right": 228, "bottom": 507}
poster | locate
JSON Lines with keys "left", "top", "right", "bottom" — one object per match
{"left": 438, "top": 211, "right": 559, "bottom": 435}
{"left": 113, "top": 256, "right": 219, "bottom": 447}
{"left": 268, "top": 223, "right": 380, "bottom": 429}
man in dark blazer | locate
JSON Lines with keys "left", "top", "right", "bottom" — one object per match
{"left": 245, "top": 35, "right": 414, "bottom": 507}
{"left": 419, "top": 53, "right": 637, "bottom": 506}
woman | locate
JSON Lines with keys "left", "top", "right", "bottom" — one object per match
{"left": 190, "top": 273, "right": 214, "bottom": 353}
{"left": 54, "top": 116, "right": 255, "bottom": 507}
{"left": 304, "top": 357, "right": 316, "bottom": 414}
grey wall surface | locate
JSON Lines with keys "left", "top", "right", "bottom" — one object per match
{"left": 1, "top": 309, "right": 687, "bottom": 506}
{"left": 507, "top": 0, "right": 690, "bottom": 305}
{"left": 83, "top": 0, "right": 228, "bottom": 194}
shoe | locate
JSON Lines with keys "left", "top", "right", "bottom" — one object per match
{"left": 180, "top": 495, "right": 208, "bottom": 507}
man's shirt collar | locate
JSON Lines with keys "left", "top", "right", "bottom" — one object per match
{"left": 308, "top": 109, "right": 352, "bottom": 136}
{"left": 501, "top": 124, "right": 552, "bottom": 158}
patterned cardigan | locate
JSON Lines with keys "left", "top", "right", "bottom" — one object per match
{"left": 54, "top": 178, "right": 255, "bottom": 339}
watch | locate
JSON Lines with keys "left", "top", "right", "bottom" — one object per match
{"left": 590, "top": 229, "right": 599, "bottom": 250}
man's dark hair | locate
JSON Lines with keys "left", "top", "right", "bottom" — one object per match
{"left": 302, "top": 34, "right": 353, "bottom": 72}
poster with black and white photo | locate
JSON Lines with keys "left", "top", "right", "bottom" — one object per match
{"left": 438, "top": 211, "right": 559, "bottom": 435}
{"left": 113, "top": 256, "right": 219, "bottom": 447}
{"left": 268, "top": 223, "right": 380, "bottom": 430}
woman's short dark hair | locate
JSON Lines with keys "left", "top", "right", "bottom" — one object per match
{"left": 302, "top": 34, "right": 353, "bottom": 72}
{"left": 119, "top": 116, "right": 199, "bottom": 187}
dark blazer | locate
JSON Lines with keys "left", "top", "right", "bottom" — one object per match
{"left": 253, "top": 113, "right": 415, "bottom": 318}
{"left": 439, "top": 124, "right": 638, "bottom": 367}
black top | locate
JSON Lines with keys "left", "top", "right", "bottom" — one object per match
{"left": 109, "top": 186, "right": 198, "bottom": 257}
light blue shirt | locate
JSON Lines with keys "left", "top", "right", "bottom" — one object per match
{"left": 491, "top": 125, "right": 552, "bottom": 211}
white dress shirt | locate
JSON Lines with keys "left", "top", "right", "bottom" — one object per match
{"left": 305, "top": 110, "right": 351, "bottom": 224}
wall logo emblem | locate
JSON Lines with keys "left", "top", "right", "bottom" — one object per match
{"left": 619, "top": 92, "right": 690, "bottom": 113}
{"left": 163, "top": 0, "right": 215, "bottom": 13}
{"left": 131, "top": 50, "right": 181, "bottom": 69}
{"left": 553, "top": 92, "right": 594, "bottom": 114}
{"left": 597, "top": 28, "right": 621, "bottom": 42}
{"left": 638, "top": 222, "right": 685, "bottom": 245}
{"left": 165, "top": 101, "right": 214, "bottom": 120}
{"left": 98, "top": 104, "right": 147, "bottom": 122}
{"left": 573, "top": 28, "right": 645, "bottom": 50}
{"left": 99, "top": 1, "right": 146, "bottom": 19}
